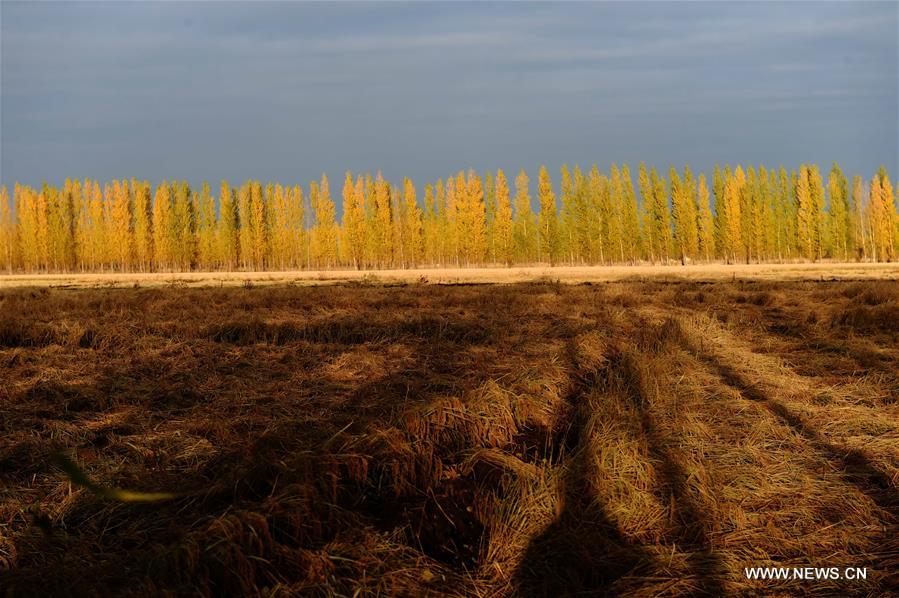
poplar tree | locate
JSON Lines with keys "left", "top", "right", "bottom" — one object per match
{"left": 271, "top": 184, "right": 291, "bottom": 269}
{"left": 38, "top": 184, "right": 53, "bottom": 271}
{"left": 43, "top": 185, "right": 57, "bottom": 270}
{"left": 389, "top": 182, "right": 404, "bottom": 267}
{"left": 513, "top": 169, "right": 536, "bottom": 263}
{"left": 768, "top": 170, "right": 786, "bottom": 261}
{"left": 894, "top": 176, "right": 899, "bottom": 258}
{"left": 218, "top": 180, "right": 240, "bottom": 271}
{"left": 639, "top": 165, "right": 671, "bottom": 263}
{"left": 434, "top": 179, "right": 447, "bottom": 265}
{"left": 197, "top": 181, "right": 217, "bottom": 269}
{"left": 827, "top": 163, "right": 850, "bottom": 260}
{"left": 537, "top": 166, "right": 560, "bottom": 264}
{"left": 739, "top": 168, "right": 754, "bottom": 262}
{"left": 152, "top": 181, "right": 173, "bottom": 270}
{"left": 402, "top": 178, "right": 423, "bottom": 267}
{"left": 796, "top": 165, "right": 825, "bottom": 261}
{"left": 422, "top": 183, "right": 439, "bottom": 266}
{"left": 604, "top": 164, "right": 624, "bottom": 263}
{"left": 22, "top": 184, "right": 36, "bottom": 266}
{"left": 670, "top": 166, "right": 699, "bottom": 263}
{"left": 310, "top": 176, "right": 338, "bottom": 268}
{"left": 868, "top": 167, "right": 896, "bottom": 262}
{"left": 712, "top": 165, "right": 727, "bottom": 259}
{"left": 288, "top": 184, "right": 306, "bottom": 269}
{"left": 237, "top": 182, "right": 253, "bottom": 269}
{"left": 559, "top": 165, "right": 575, "bottom": 263}
{"left": 868, "top": 175, "right": 884, "bottom": 261}
{"left": 48, "top": 181, "right": 76, "bottom": 271}
{"left": 760, "top": 167, "right": 777, "bottom": 259}
{"left": 779, "top": 168, "right": 797, "bottom": 260}
{"left": 849, "top": 175, "right": 864, "bottom": 261}
{"left": 638, "top": 164, "right": 655, "bottom": 262}
{"left": 74, "top": 179, "right": 90, "bottom": 271}
{"left": 609, "top": 166, "right": 626, "bottom": 263}
{"left": 483, "top": 170, "right": 496, "bottom": 263}
{"left": 493, "top": 169, "right": 514, "bottom": 265}
{"left": 721, "top": 167, "right": 744, "bottom": 263}
{"left": 455, "top": 172, "right": 470, "bottom": 264}
{"left": 452, "top": 172, "right": 468, "bottom": 265}
{"left": 462, "top": 170, "right": 487, "bottom": 265}
{"left": 65, "top": 182, "right": 79, "bottom": 270}
{"left": 85, "top": 181, "right": 107, "bottom": 270}
{"left": 84, "top": 183, "right": 98, "bottom": 270}
{"left": 741, "top": 167, "right": 763, "bottom": 263}
{"left": 795, "top": 166, "right": 813, "bottom": 260}
{"left": 669, "top": 167, "right": 686, "bottom": 262}
{"left": 46, "top": 184, "right": 61, "bottom": 270}
{"left": 696, "top": 174, "right": 715, "bottom": 262}
{"left": 362, "top": 175, "right": 378, "bottom": 267}
{"left": 445, "top": 173, "right": 460, "bottom": 266}
{"left": 14, "top": 185, "right": 37, "bottom": 271}
{"left": 45, "top": 185, "right": 59, "bottom": 270}
{"left": 133, "top": 181, "right": 153, "bottom": 272}
{"left": 618, "top": 164, "right": 642, "bottom": 263}
{"left": 809, "top": 165, "right": 826, "bottom": 261}
{"left": 13, "top": 186, "right": 31, "bottom": 270}
{"left": 99, "top": 183, "right": 116, "bottom": 268}
{"left": 171, "top": 181, "right": 196, "bottom": 270}
{"left": 759, "top": 167, "right": 773, "bottom": 260}
{"left": 589, "top": 166, "right": 611, "bottom": 264}
{"left": 444, "top": 175, "right": 460, "bottom": 265}
{"left": 342, "top": 172, "right": 365, "bottom": 269}
{"left": 249, "top": 181, "right": 268, "bottom": 270}
{"left": 0, "top": 186, "right": 13, "bottom": 272}
{"left": 894, "top": 175, "right": 899, "bottom": 257}
{"left": 653, "top": 168, "right": 672, "bottom": 262}
{"left": 569, "top": 166, "right": 595, "bottom": 263}
{"left": 373, "top": 173, "right": 393, "bottom": 268}
{"left": 107, "top": 180, "right": 132, "bottom": 271}
{"left": 593, "top": 166, "right": 617, "bottom": 264}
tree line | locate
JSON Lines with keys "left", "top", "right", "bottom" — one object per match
{"left": 1, "top": 163, "right": 896, "bottom": 273}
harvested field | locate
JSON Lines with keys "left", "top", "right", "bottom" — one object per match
{"left": 1, "top": 281, "right": 898, "bottom": 596}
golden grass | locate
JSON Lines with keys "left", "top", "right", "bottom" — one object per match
{"left": 1, "top": 280, "right": 898, "bottom": 595}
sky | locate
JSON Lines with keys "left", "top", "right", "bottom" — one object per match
{"left": 2, "top": 1, "right": 897, "bottom": 195}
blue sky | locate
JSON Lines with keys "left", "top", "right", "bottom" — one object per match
{"left": 2, "top": 1, "right": 897, "bottom": 193}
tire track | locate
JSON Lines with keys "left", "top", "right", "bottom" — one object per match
{"left": 675, "top": 314, "right": 899, "bottom": 521}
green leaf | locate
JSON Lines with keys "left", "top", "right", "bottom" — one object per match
{"left": 53, "top": 452, "right": 178, "bottom": 502}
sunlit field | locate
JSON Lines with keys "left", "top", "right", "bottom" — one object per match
{"left": 1, "top": 261, "right": 898, "bottom": 289}
{"left": 2, "top": 280, "right": 897, "bottom": 595}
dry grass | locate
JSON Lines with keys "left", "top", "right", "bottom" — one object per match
{"left": 1, "top": 261, "right": 898, "bottom": 289}
{"left": 1, "top": 280, "right": 898, "bottom": 596}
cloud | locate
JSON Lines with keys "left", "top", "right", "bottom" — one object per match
{"left": 1, "top": 1, "right": 896, "bottom": 188}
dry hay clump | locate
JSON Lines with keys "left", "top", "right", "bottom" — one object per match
{"left": 1, "top": 280, "right": 898, "bottom": 596}
{"left": 813, "top": 281, "right": 899, "bottom": 332}
{"left": 835, "top": 302, "right": 899, "bottom": 332}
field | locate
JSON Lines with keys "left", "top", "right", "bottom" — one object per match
{"left": 1, "top": 261, "right": 898, "bottom": 289}
{"left": 2, "top": 280, "right": 898, "bottom": 596}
